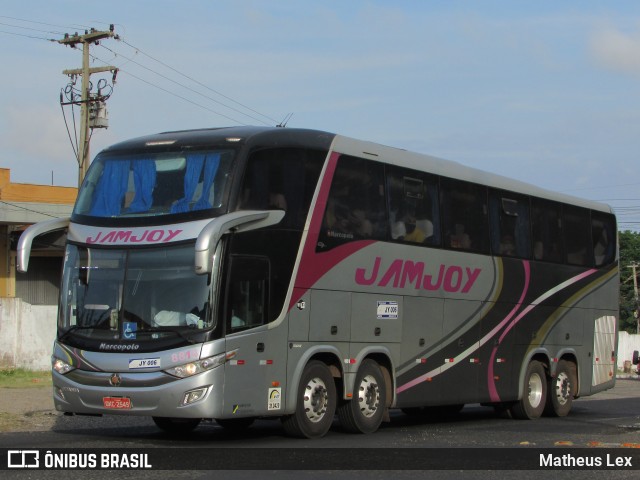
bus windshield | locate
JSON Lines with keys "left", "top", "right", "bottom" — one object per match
{"left": 59, "top": 244, "right": 213, "bottom": 343}
{"left": 73, "top": 149, "right": 236, "bottom": 219}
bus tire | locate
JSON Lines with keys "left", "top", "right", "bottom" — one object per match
{"left": 152, "top": 416, "right": 201, "bottom": 433}
{"left": 544, "top": 360, "right": 575, "bottom": 417}
{"left": 281, "top": 360, "right": 336, "bottom": 439}
{"left": 510, "top": 360, "right": 547, "bottom": 420}
{"left": 338, "top": 359, "right": 386, "bottom": 434}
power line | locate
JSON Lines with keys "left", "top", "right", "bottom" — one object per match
{"left": 98, "top": 44, "right": 272, "bottom": 126}
{"left": 4, "top": 15, "right": 281, "bottom": 129}
{"left": 0, "top": 200, "right": 61, "bottom": 219}
{"left": 0, "top": 20, "right": 64, "bottom": 36}
{"left": 0, "top": 28, "right": 54, "bottom": 42}
{"left": 118, "top": 37, "right": 280, "bottom": 126}
{"left": 90, "top": 51, "right": 248, "bottom": 125}
{"left": 0, "top": 15, "right": 92, "bottom": 32}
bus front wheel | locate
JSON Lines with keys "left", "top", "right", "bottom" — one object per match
{"left": 282, "top": 360, "right": 337, "bottom": 439}
{"left": 510, "top": 360, "right": 547, "bottom": 420}
{"left": 338, "top": 359, "right": 386, "bottom": 434}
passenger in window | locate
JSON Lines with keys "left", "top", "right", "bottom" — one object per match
{"left": 393, "top": 209, "right": 427, "bottom": 243}
{"left": 533, "top": 241, "right": 544, "bottom": 260}
{"left": 450, "top": 224, "right": 471, "bottom": 249}
{"left": 499, "top": 234, "right": 516, "bottom": 256}
{"left": 351, "top": 208, "right": 374, "bottom": 237}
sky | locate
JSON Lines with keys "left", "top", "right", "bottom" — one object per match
{"left": 0, "top": 0, "right": 639, "bottom": 231}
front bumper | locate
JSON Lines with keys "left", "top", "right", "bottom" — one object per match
{"left": 52, "top": 366, "right": 225, "bottom": 419}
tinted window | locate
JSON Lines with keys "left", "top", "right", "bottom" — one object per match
{"left": 531, "top": 199, "right": 563, "bottom": 263}
{"left": 226, "top": 256, "right": 270, "bottom": 333}
{"left": 318, "top": 155, "right": 386, "bottom": 250}
{"left": 591, "top": 212, "right": 616, "bottom": 267}
{"left": 441, "top": 178, "right": 489, "bottom": 254}
{"left": 563, "top": 206, "right": 591, "bottom": 266}
{"left": 489, "top": 191, "right": 531, "bottom": 258}
{"left": 387, "top": 167, "right": 440, "bottom": 246}
{"left": 239, "top": 148, "right": 325, "bottom": 229}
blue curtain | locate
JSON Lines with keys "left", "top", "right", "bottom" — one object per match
{"left": 89, "top": 161, "right": 130, "bottom": 217}
{"left": 171, "top": 154, "right": 206, "bottom": 213}
{"left": 193, "top": 153, "right": 220, "bottom": 211}
{"left": 128, "top": 159, "right": 156, "bottom": 213}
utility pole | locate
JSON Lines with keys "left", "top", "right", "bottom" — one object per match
{"left": 631, "top": 263, "right": 640, "bottom": 334}
{"left": 58, "top": 26, "right": 118, "bottom": 186}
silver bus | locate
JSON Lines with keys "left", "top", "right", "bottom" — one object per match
{"left": 18, "top": 127, "right": 618, "bottom": 438}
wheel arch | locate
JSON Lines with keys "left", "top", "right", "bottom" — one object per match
{"left": 554, "top": 350, "right": 580, "bottom": 397}
{"left": 284, "top": 346, "right": 344, "bottom": 415}
{"left": 517, "top": 349, "right": 551, "bottom": 400}
{"left": 358, "top": 350, "right": 395, "bottom": 409}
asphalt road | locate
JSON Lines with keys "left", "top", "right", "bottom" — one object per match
{"left": 1, "top": 378, "right": 639, "bottom": 479}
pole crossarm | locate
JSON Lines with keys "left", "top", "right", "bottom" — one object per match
{"left": 63, "top": 66, "right": 117, "bottom": 76}
{"left": 58, "top": 30, "right": 115, "bottom": 47}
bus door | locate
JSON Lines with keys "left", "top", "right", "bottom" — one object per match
{"left": 221, "top": 255, "right": 287, "bottom": 418}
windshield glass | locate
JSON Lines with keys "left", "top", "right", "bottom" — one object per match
{"left": 59, "top": 244, "right": 213, "bottom": 343}
{"left": 73, "top": 149, "right": 235, "bottom": 219}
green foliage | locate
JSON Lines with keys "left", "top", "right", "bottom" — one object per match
{"left": 619, "top": 230, "right": 640, "bottom": 334}
{"left": 0, "top": 369, "right": 51, "bottom": 388}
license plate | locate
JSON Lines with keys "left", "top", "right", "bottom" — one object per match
{"left": 103, "top": 397, "right": 132, "bottom": 409}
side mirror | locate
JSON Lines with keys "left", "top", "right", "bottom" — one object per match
{"left": 194, "top": 210, "right": 285, "bottom": 274}
{"left": 17, "top": 217, "right": 70, "bottom": 272}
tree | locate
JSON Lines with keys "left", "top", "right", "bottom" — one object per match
{"left": 618, "top": 230, "right": 640, "bottom": 334}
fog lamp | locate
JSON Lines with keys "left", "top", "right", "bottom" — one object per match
{"left": 182, "top": 387, "right": 209, "bottom": 405}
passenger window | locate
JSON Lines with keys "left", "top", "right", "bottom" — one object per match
{"left": 591, "top": 211, "right": 616, "bottom": 267}
{"left": 440, "top": 178, "right": 489, "bottom": 254}
{"left": 240, "top": 148, "right": 325, "bottom": 229}
{"left": 387, "top": 167, "right": 440, "bottom": 246}
{"left": 226, "top": 256, "right": 269, "bottom": 332}
{"left": 531, "top": 199, "right": 563, "bottom": 263}
{"left": 563, "top": 206, "right": 590, "bottom": 266}
{"left": 318, "top": 155, "right": 386, "bottom": 250}
{"left": 489, "top": 191, "right": 531, "bottom": 258}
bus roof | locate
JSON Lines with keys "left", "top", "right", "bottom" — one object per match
{"left": 331, "top": 134, "right": 614, "bottom": 215}
{"left": 101, "top": 126, "right": 613, "bottom": 215}
{"left": 101, "top": 126, "right": 336, "bottom": 153}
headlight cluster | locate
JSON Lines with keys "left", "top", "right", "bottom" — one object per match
{"left": 164, "top": 350, "right": 235, "bottom": 378}
{"left": 52, "top": 357, "right": 75, "bottom": 375}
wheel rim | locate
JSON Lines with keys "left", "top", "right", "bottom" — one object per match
{"left": 357, "top": 374, "right": 380, "bottom": 418}
{"left": 528, "top": 372, "right": 544, "bottom": 408}
{"left": 554, "top": 372, "right": 571, "bottom": 406}
{"left": 303, "top": 376, "right": 329, "bottom": 423}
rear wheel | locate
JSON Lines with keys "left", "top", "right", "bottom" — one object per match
{"left": 510, "top": 360, "right": 547, "bottom": 419}
{"left": 338, "top": 359, "right": 386, "bottom": 434}
{"left": 152, "top": 416, "right": 201, "bottom": 433}
{"left": 544, "top": 360, "right": 575, "bottom": 417}
{"left": 282, "top": 360, "right": 337, "bottom": 438}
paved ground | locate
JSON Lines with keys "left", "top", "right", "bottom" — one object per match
{"left": 0, "top": 386, "right": 57, "bottom": 432}
{"left": 1, "top": 375, "right": 638, "bottom": 433}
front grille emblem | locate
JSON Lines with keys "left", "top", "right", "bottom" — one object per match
{"left": 109, "top": 373, "right": 122, "bottom": 387}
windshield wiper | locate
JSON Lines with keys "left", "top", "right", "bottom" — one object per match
{"left": 58, "top": 325, "right": 99, "bottom": 341}
{"left": 142, "top": 327, "right": 200, "bottom": 344}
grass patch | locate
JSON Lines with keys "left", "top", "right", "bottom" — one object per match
{"left": 0, "top": 369, "right": 51, "bottom": 388}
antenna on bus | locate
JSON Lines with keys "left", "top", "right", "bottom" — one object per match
{"left": 277, "top": 113, "right": 294, "bottom": 128}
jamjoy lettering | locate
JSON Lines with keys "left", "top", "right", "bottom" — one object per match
{"left": 86, "top": 229, "right": 183, "bottom": 245}
{"left": 355, "top": 256, "right": 481, "bottom": 293}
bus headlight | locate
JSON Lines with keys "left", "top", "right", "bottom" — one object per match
{"left": 164, "top": 350, "right": 236, "bottom": 379}
{"left": 52, "top": 357, "right": 75, "bottom": 375}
